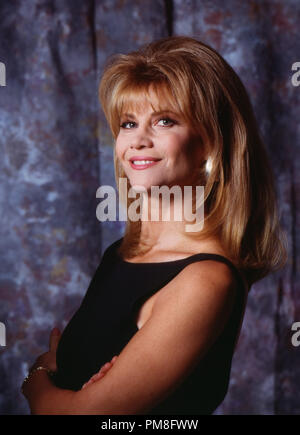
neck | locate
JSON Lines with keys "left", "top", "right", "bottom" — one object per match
{"left": 136, "top": 189, "right": 206, "bottom": 250}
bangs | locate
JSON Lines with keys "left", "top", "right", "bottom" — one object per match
{"left": 110, "top": 81, "right": 184, "bottom": 136}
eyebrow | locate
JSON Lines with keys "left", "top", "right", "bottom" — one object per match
{"left": 121, "top": 110, "right": 179, "bottom": 119}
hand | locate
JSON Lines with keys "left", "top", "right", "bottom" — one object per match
{"left": 22, "top": 327, "right": 61, "bottom": 399}
{"left": 29, "top": 327, "right": 61, "bottom": 373}
{"left": 81, "top": 355, "right": 118, "bottom": 390}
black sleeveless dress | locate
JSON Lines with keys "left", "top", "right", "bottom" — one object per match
{"left": 53, "top": 237, "right": 248, "bottom": 415}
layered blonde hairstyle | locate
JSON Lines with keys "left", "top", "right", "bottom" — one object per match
{"left": 99, "top": 36, "right": 288, "bottom": 286}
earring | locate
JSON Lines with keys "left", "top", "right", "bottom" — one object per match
{"left": 205, "top": 157, "right": 213, "bottom": 175}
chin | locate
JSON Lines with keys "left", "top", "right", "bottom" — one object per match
{"left": 130, "top": 184, "right": 149, "bottom": 194}
{"left": 128, "top": 178, "right": 161, "bottom": 191}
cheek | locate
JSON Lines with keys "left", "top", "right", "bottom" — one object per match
{"left": 186, "top": 138, "right": 202, "bottom": 163}
{"left": 164, "top": 135, "right": 186, "bottom": 157}
{"left": 171, "top": 137, "right": 193, "bottom": 162}
{"left": 172, "top": 138, "right": 202, "bottom": 172}
{"left": 115, "top": 139, "right": 125, "bottom": 160}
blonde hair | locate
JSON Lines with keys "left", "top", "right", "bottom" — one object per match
{"left": 99, "top": 36, "right": 288, "bottom": 287}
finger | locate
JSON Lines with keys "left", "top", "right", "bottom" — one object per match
{"left": 90, "top": 373, "right": 105, "bottom": 383}
{"left": 98, "top": 363, "right": 112, "bottom": 374}
{"left": 90, "top": 374, "right": 99, "bottom": 382}
{"left": 97, "top": 363, "right": 109, "bottom": 374}
{"left": 91, "top": 371, "right": 106, "bottom": 381}
{"left": 49, "top": 327, "right": 61, "bottom": 352}
{"left": 95, "top": 371, "right": 106, "bottom": 379}
{"left": 82, "top": 372, "right": 105, "bottom": 389}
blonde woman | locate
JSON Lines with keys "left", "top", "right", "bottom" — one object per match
{"left": 22, "top": 36, "right": 287, "bottom": 415}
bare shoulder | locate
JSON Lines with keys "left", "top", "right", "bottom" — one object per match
{"left": 73, "top": 253, "right": 241, "bottom": 414}
{"left": 181, "top": 259, "right": 238, "bottom": 286}
{"left": 153, "top": 258, "right": 238, "bottom": 313}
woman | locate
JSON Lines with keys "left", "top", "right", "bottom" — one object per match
{"left": 21, "top": 36, "right": 287, "bottom": 414}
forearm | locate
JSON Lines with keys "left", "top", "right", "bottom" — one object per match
{"left": 26, "top": 371, "right": 77, "bottom": 415}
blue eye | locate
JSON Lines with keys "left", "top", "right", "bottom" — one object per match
{"left": 120, "top": 121, "right": 136, "bottom": 129}
{"left": 157, "top": 118, "right": 175, "bottom": 126}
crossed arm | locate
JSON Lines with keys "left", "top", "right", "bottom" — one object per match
{"left": 22, "top": 260, "right": 240, "bottom": 415}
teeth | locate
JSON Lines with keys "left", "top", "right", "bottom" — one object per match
{"left": 133, "top": 160, "right": 155, "bottom": 165}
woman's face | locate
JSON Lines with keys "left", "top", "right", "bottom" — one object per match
{"left": 115, "top": 88, "right": 206, "bottom": 192}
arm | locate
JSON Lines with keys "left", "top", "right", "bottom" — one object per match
{"left": 29, "top": 260, "right": 238, "bottom": 414}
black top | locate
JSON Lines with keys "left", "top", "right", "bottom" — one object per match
{"left": 53, "top": 237, "right": 247, "bottom": 415}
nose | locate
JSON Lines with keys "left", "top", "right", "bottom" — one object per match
{"left": 130, "top": 129, "right": 154, "bottom": 150}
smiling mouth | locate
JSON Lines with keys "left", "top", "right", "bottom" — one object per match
{"left": 129, "top": 159, "right": 161, "bottom": 170}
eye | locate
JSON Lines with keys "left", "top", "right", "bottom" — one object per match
{"left": 157, "top": 118, "right": 176, "bottom": 127}
{"left": 120, "top": 121, "right": 136, "bottom": 129}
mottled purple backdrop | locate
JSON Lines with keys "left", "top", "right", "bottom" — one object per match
{"left": 0, "top": 0, "right": 299, "bottom": 415}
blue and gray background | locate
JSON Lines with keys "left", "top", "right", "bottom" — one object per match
{"left": 0, "top": 0, "right": 299, "bottom": 414}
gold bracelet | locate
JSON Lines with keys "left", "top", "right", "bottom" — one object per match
{"left": 21, "top": 366, "right": 54, "bottom": 394}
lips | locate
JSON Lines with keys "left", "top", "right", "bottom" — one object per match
{"left": 129, "top": 156, "right": 161, "bottom": 162}
{"left": 129, "top": 156, "right": 161, "bottom": 170}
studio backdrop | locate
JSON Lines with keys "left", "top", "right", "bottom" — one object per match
{"left": 0, "top": 0, "right": 299, "bottom": 415}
